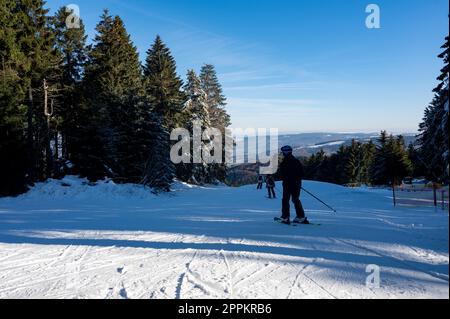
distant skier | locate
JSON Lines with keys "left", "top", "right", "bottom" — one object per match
{"left": 266, "top": 175, "right": 276, "bottom": 199}
{"left": 257, "top": 175, "right": 264, "bottom": 190}
{"left": 278, "top": 145, "right": 308, "bottom": 224}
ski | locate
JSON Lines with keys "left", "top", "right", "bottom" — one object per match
{"left": 274, "top": 217, "right": 321, "bottom": 226}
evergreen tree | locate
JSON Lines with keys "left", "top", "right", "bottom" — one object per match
{"left": 1, "top": 3, "right": 224, "bottom": 195}
{"left": 360, "top": 140, "right": 376, "bottom": 184}
{"left": 305, "top": 149, "right": 327, "bottom": 181}
{"left": 185, "top": 70, "right": 211, "bottom": 127}
{"left": 345, "top": 140, "right": 361, "bottom": 184}
{"left": 370, "top": 131, "right": 389, "bottom": 185}
{"left": 370, "top": 132, "right": 412, "bottom": 186}
{"left": 140, "top": 111, "right": 175, "bottom": 192}
{"left": 434, "top": 36, "right": 449, "bottom": 94}
{"left": 417, "top": 36, "right": 449, "bottom": 183}
{"left": 388, "top": 135, "right": 413, "bottom": 185}
{"left": 78, "top": 12, "right": 175, "bottom": 190}
{"left": 143, "top": 36, "right": 185, "bottom": 131}
{"left": 51, "top": 6, "right": 87, "bottom": 170}
{"left": 316, "top": 153, "right": 341, "bottom": 184}
{"left": 200, "top": 64, "right": 231, "bottom": 129}
{"left": 334, "top": 145, "right": 350, "bottom": 184}
{"left": 16, "top": 0, "right": 61, "bottom": 181}
{"left": 183, "top": 69, "right": 211, "bottom": 184}
{"left": 79, "top": 11, "right": 145, "bottom": 181}
{"left": 0, "top": 0, "right": 60, "bottom": 193}
{"left": 199, "top": 64, "right": 231, "bottom": 182}
{"left": 407, "top": 142, "right": 427, "bottom": 178}
{"left": 142, "top": 36, "right": 185, "bottom": 189}
{"left": 0, "top": 0, "right": 28, "bottom": 195}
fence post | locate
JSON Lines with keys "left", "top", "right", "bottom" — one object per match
{"left": 433, "top": 183, "right": 437, "bottom": 207}
{"left": 392, "top": 183, "right": 396, "bottom": 207}
{"left": 442, "top": 190, "right": 445, "bottom": 210}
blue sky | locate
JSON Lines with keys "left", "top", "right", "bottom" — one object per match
{"left": 45, "top": 0, "right": 449, "bottom": 133}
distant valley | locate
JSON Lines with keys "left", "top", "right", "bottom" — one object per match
{"left": 234, "top": 132, "right": 417, "bottom": 159}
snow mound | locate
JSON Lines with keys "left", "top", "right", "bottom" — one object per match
{"left": 18, "top": 176, "right": 194, "bottom": 201}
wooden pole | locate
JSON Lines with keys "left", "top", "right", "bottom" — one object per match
{"left": 433, "top": 183, "right": 437, "bottom": 207}
{"left": 392, "top": 182, "right": 396, "bottom": 207}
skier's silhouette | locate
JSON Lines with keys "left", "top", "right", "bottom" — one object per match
{"left": 278, "top": 146, "right": 308, "bottom": 224}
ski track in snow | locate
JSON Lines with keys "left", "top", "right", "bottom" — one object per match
{"left": 0, "top": 177, "right": 448, "bottom": 299}
{"left": 333, "top": 238, "right": 449, "bottom": 283}
{"left": 175, "top": 250, "right": 198, "bottom": 299}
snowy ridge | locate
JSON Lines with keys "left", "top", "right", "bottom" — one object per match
{"left": 307, "top": 141, "right": 346, "bottom": 149}
{"left": 0, "top": 177, "right": 448, "bottom": 299}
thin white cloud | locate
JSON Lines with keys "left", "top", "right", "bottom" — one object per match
{"left": 219, "top": 70, "right": 283, "bottom": 83}
{"left": 227, "top": 97, "right": 320, "bottom": 110}
{"left": 168, "top": 29, "right": 257, "bottom": 68}
{"left": 225, "top": 82, "right": 324, "bottom": 92}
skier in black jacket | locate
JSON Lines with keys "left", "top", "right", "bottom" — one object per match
{"left": 266, "top": 175, "right": 276, "bottom": 199}
{"left": 256, "top": 175, "right": 264, "bottom": 190}
{"left": 278, "top": 145, "right": 308, "bottom": 224}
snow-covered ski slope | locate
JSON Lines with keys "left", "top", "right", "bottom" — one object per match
{"left": 0, "top": 177, "right": 448, "bottom": 299}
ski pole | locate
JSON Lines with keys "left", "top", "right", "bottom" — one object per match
{"left": 301, "top": 187, "right": 337, "bottom": 213}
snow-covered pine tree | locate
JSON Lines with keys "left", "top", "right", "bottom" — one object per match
{"left": 185, "top": 70, "right": 211, "bottom": 127}
{"left": 183, "top": 69, "right": 212, "bottom": 184}
{"left": 200, "top": 64, "right": 231, "bottom": 129}
{"left": 199, "top": 64, "right": 231, "bottom": 182}
{"left": 417, "top": 36, "right": 449, "bottom": 183}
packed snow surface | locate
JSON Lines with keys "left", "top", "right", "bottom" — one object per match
{"left": 0, "top": 176, "right": 448, "bottom": 299}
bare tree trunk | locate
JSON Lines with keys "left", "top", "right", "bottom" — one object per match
{"left": 44, "top": 79, "right": 53, "bottom": 178}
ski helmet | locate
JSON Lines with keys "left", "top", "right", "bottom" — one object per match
{"left": 281, "top": 145, "right": 293, "bottom": 155}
